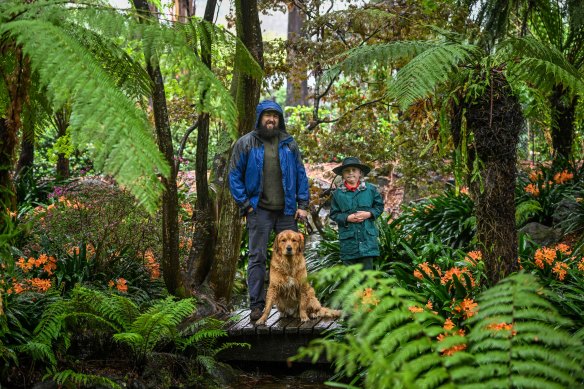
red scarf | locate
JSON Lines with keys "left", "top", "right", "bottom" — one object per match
{"left": 344, "top": 181, "right": 359, "bottom": 192}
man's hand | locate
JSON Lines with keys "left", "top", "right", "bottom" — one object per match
{"left": 348, "top": 211, "right": 372, "bottom": 223}
{"left": 295, "top": 209, "right": 308, "bottom": 221}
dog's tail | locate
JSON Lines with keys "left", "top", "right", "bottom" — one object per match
{"left": 318, "top": 307, "right": 342, "bottom": 319}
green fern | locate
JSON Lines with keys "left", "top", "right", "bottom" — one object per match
{"left": 49, "top": 369, "right": 122, "bottom": 389}
{"left": 515, "top": 199, "right": 542, "bottom": 226}
{"left": 296, "top": 268, "right": 584, "bottom": 388}
{"left": 113, "top": 296, "right": 195, "bottom": 361}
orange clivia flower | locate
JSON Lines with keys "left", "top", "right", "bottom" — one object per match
{"left": 436, "top": 333, "right": 467, "bottom": 356}
{"left": 553, "top": 170, "right": 573, "bottom": 185}
{"left": 108, "top": 280, "right": 115, "bottom": 288}
{"left": 464, "top": 250, "right": 482, "bottom": 265}
{"left": 578, "top": 258, "right": 584, "bottom": 272}
{"left": 552, "top": 262, "right": 569, "bottom": 281}
{"left": 459, "top": 186, "right": 470, "bottom": 196}
{"left": 426, "top": 300, "right": 433, "bottom": 310}
{"left": 115, "top": 278, "right": 128, "bottom": 293}
{"left": 43, "top": 256, "right": 57, "bottom": 275}
{"left": 454, "top": 298, "right": 478, "bottom": 319}
{"left": 487, "top": 322, "right": 513, "bottom": 331}
{"left": 524, "top": 183, "right": 539, "bottom": 196}
{"left": 529, "top": 170, "right": 543, "bottom": 182}
{"left": 144, "top": 249, "right": 161, "bottom": 280}
{"left": 534, "top": 247, "right": 557, "bottom": 267}
{"left": 414, "top": 262, "right": 442, "bottom": 279}
{"left": 441, "top": 267, "right": 475, "bottom": 289}
{"left": 408, "top": 305, "right": 424, "bottom": 313}
{"left": 29, "top": 278, "right": 52, "bottom": 292}
{"left": 554, "top": 243, "right": 572, "bottom": 256}
{"left": 443, "top": 318, "right": 455, "bottom": 331}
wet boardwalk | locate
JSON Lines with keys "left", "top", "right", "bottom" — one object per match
{"left": 218, "top": 308, "right": 339, "bottom": 363}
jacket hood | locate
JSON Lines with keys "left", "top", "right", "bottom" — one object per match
{"left": 255, "top": 100, "right": 286, "bottom": 132}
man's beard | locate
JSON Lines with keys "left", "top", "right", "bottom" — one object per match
{"left": 258, "top": 123, "right": 279, "bottom": 139}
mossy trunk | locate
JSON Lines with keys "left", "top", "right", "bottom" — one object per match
{"left": 207, "top": 0, "right": 263, "bottom": 303}
{"left": 550, "top": 85, "right": 576, "bottom": 166}
{"left": 467, "top": 71, "right": 522, "bottom": 285}
{"left": 133, "top": 0, "right": 181, "bottom": 295}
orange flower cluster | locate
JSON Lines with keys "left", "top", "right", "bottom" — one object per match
{"left": 57, "top": 196, "right": 86, "bottom": 209}
{"left": 408, "top": 305, "right": 423, "bottom": 313}
{"left": 452, "top": 298, "right": 478, "bottom": 319}
{"left": 555, "top": 243, "right": 572, "bottom": 255}
{"left": 443, "top": 318, "right": 455, "bottom": 330}
{"left": 441, "top": 267, "right": 475, "bottom": 289}
{"left": 108, "top": 278, "right": 128, "bottom": 293}
{"left": 66, "top": 243, "right": 96, "bottom": 257}
{"left": 459, "top": 187, "right": 470, "bottom": 196}
{"left": 144, "top": 250, "right": 160, "bottom": 280}
{"left": 529, "top": 170, "right": 543, "bottom": 182}
{"left": 6, "top": 277, "right": 53, "bottom": 294}
{"left": 552, "top": 262, "right": 569, "bottom": 281}
{"left": 524, "top": 183, "right": 539, "bottom": 196}
{"left": 414, "top": 262, "right": 442, "bottom": 279}
{"left": 533, "top": 247, "right": 557, "bottom": 268}
{"left": 578, "top": 258, "right": 584, "bottom": 272}
{"left": 16, "top": 254, "right": 57, "bottom": 275}
{"left": 553, "top": 170, "right": 573, "bottom": 185}
{"left": 359, "top": 287, "right": 380, "bottom": 307}
{"left": 464, "top": 250, "right": 482, "bottom": 266}
{"left": 436, "top": 333, "right": 467, "bottom": 356}
{"left": 179, "top": 238, "right": 193, "bottom": 252}
{"left": 487, "top": 322, "right": 516, "bottom": 335}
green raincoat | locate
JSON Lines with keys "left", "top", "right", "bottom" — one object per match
{"left": 330, "top": 181, "right": 384, "bottom": 261}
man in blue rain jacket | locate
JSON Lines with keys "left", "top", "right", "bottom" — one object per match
{"left": 229, "top": 100, "right": 310, "bottom": 321}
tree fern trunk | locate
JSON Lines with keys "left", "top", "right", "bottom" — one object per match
{"left": 54, "top": 110, "right": 70, "bottom": 181}
{"left": 133, "top": 0, "right": 181, "bottom": 295}
{"left": 207, "top": 0, "right": 263, "bottom": 302}
{"left": 467, "top": 71, "right": 521, "bottom": 285}
{"left": 550, "top": 85, "right": 576, "bottom": 166}
{"left": 186, "top": 0, "right": 217, "bottom": 287}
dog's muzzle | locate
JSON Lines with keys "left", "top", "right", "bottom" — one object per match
{"left": 285, "top": 245, "right": 293, "bottom": 255}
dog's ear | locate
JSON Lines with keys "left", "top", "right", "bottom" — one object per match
{"left": 298, "top": 232, "right": 305, "bottom": 253}
{"left": 273, "top": 232, "right": 282, "bottom": 255}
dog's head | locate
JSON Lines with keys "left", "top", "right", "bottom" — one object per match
{"left": 274, "top": 230, "right": 304, "bottom": 257}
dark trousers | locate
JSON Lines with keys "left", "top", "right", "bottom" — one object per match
{"left": 246, "top": 207, "right": 298, "bottom": 309}
{"left": 342, "top": 256, "right": 375, "bottom": 270}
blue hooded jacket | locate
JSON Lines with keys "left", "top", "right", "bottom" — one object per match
{"left": 228, "top": 100, "right": 310, "bottom": 216}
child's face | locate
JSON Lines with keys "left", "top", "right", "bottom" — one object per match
{"left": 342, "top": 167, "right": 362, "bottom": 186}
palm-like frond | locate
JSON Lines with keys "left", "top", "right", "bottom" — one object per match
{"left": 50, "top": 369, "right": 122, "bottom": 389}
{"left": 1, "top": 17, "right": 169, "bottom": 212}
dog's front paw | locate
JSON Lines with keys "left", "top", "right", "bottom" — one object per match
{"left": 300, "top": 314, "right": 309, "bottom": 322}
{"left": 255, "top": 317, "right": 267, "bottom": 325}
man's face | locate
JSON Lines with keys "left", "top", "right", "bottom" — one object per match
{"left": 258, "top": 111, "right": 280, "bottom": 138}
{"left": 342, "top": 167, "right": 362, "bottom": 186}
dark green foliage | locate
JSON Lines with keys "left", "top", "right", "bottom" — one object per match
{"left": 296, "top": 268, "right": 584, "bottom": 389}
{"left": 397, "top": 188, "right": 476, "bottom": 250}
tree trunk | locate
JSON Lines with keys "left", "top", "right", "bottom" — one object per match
{"left": 207, "top": 0, "right": 264, "bottom": 303}
{"left": 0, "top": 48, "right": 29, "bottom": 211}
{"left": 172, "top": 0, "right": 194, "bottom": 23}
{"left": 186, "top": 0, "right": 217, "bottom": 287}
{"left": 285, "top": 2, "right": 308, "bottom": 107}
{"left": 467, "top": 71, "right": 521, "bottom": 285}
{"left": 133, "top": 0, "right": 181, "bottom": 295}
{"left": 550, "top": 85, "right": 576, "bottom": 166}
{"left": 14, "top": 122, "right": 34, "bottom": 203}
{"left": 54, "top": 109, "right": 70, "bottom": 181}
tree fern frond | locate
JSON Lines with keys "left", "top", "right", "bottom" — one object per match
{"left": 389, "top": 43, "right": 481, "bottom": 110}
{"left": 1, "top": 18, "right": 169, "bottom": 212}
{"left": 325, "top": 41, "right": 435, "bottom": 81}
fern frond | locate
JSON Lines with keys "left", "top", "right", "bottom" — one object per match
{"left": 70, "top": 286, "right": 139, "bottom": 331}
{"left": 50, "top": 369, "right": 122, "bottom": 389}
{"left": 1, "top": 18, "right": 169, "bottom": 212}
{"left": 17, "top": 341, "right": 57, "bottom": 367}
{"left": 463, "top": 272, "right": 584, "bottom": 388}
{"left": 515, "top": 199, "right": 542, "bottom": 225}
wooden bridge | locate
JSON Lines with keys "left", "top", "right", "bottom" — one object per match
{"left": 218, "top": 308, "right": 339, "bottom": 364}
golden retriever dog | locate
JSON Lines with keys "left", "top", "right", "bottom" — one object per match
{"left": 255, "top": 230, "right": 341, "bottom": 325}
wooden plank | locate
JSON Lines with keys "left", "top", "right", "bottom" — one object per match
{"left": 270, "top": 316, "right": 296, "bottom": 334}
{"left": 313, "top": 318, "right": 337, "bottom": 334}
{"left": 299, "top": 317, "right": 322, "bottom": 334}
{"left": 256, "top": 309, "right": 281, "bottom": 335}
{"left": 228, "top": 312, "right": 252, "bottom": 336}
{"left": 224, "top": 309, "right": 246, "bottom": 332}
{"left": 284, "top": 318, "right": 303, "bottom": 335}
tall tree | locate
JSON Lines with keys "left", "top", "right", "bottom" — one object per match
{"left": 132, "top": 0, "right": 181, "bottom": 295}
{"left": 185, "top": 0, "right": 217, "bottom": 288}
{"left": 285, "top": 1, "right": 308, "bottom": 106}
{"left": 207, "top": 0, "right": 264, "bottom": 302}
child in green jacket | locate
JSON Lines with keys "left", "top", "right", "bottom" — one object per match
{"left": 329, "top": 157, "right": 384, "bottom": 270}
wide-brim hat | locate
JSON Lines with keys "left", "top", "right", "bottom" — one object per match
{"left": 332, "top": 157, "right": 371, "bottom": 176}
